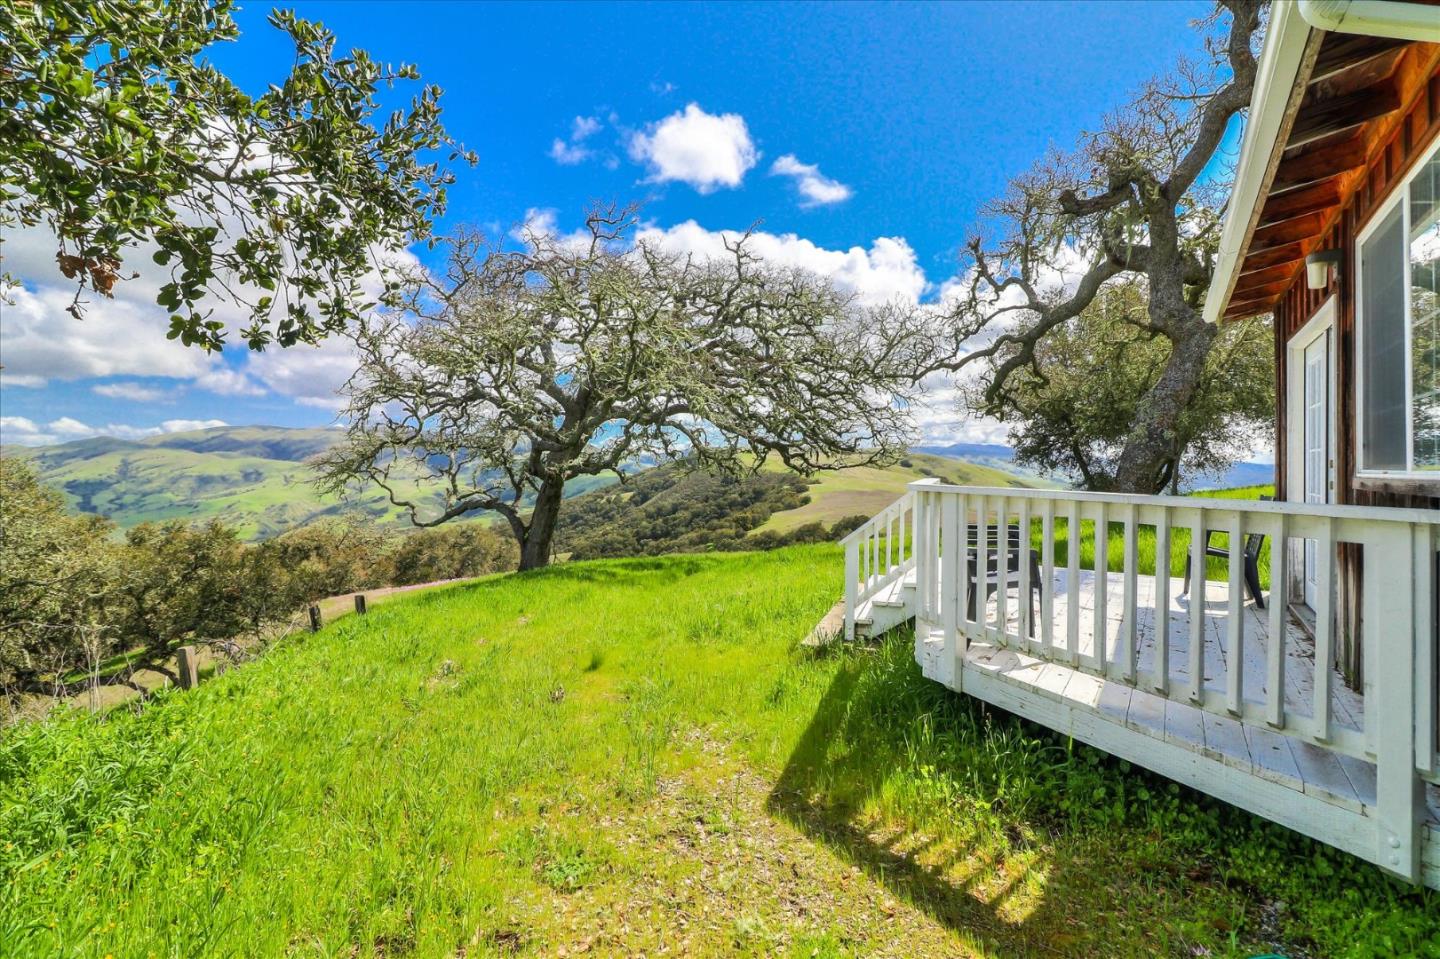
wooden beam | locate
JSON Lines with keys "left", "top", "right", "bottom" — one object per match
{"left": 1271, "top": 135, "right": 1368, "bottom": 190}
{"left": 1230, "top": 276, "right": 1295, "bottom": 302}
{"left": 1308, "top": 34, "right": 1408, "bottom": 86}
{"left": 1239, "top": 240, "right": 1312, "bottom": 274}
{"left": 1288, "top": 82, "right": 1402, "bottom": 149}
{"left": 1223, "top": 298, "right": 1279, "bottom": 320}
{"left": 1257, "top": 180, "right": 1343, "bottom": 227}
{"left": 1234, "top": 261, "right": 1299, "bottom": 289}
{"left": 1249, "top": 211, "right": 1328, "bottom": 252}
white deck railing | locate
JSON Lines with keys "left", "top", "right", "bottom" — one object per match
{"left": 845, "top": 478, "right": 1440, "bottom": 882}
{"left": 840, "top": 490, "right": 916, "bottom": 640}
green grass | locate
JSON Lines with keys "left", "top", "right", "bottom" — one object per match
{"left": 3, "top": 541, "right": 1433, "bottom": 958}
{"left": 755, "top": 453, "right": 1053, "bottom": 535}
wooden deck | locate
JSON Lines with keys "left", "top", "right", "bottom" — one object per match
{"left": 902, "top": 569, "right": 1440, "bottom": 888}
{"left": 843, "top": 483, "right": 1440, "bottom": 887}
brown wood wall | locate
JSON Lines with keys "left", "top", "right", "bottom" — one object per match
{"left": 1270, "top": 72, "right": 1440, "bottom": 684}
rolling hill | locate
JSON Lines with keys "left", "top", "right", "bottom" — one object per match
{"left": 2, "top": 426, "right": 614, "bottom": 540}
{"left": 6, "top": 426, "right": 1051, "bottom": 543}
{"left": 555, "top": 451, "right": 1054, "bottom": 559}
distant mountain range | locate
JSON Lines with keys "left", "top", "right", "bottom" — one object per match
{"left": 915, "top": 443, "right": 1273, "bottom": 492}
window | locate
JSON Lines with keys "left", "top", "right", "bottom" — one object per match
{"left": 1357, "top": 141, "right": 1440, "bottom": 477}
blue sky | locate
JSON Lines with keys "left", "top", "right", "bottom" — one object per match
{"left": 0, "top": 0, "right": 1218, "bottom": 448}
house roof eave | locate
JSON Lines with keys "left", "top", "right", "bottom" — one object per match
{"left": 1203, "top": 2, "right": 1319, "bottom": 325}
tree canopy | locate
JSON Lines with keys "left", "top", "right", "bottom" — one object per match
{"left": 973, "top": 280, "right": 1273, "bottom": 491}
{"left": 317, "top": 205, "right": 937, "bottom": 569}
{"left": 936, "top": 0, "right": 1266, "bottom": 493}
{"left": 0, "top": 0, "right": 469, "bottom": 351}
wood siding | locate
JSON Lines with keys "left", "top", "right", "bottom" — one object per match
{"left": 1272, "top": 71, "right": 1440, "bottom": 684}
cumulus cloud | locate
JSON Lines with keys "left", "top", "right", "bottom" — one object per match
{"left": 548, "top": 114, "right": 603, "bottom": 165}
{"left": 628, "top": 104, "right": 758, "bottom": 193}
{"left": 1, "top": 218, "right": 418, "bottom": 382}
{"left": 243, "top": 337, "right": 358, "bottom": 412}
{"left": 636, "top": 220, "right": 927, "bottom": 306}
{"left": 769, "top": 154, "right": 853, "bottom": 208}
{"left": 193, "top": 366, "right": 266, "bottom": 397}
{"left": 159, "top": 418, "right": 230, "bottom": 433}
{"left": 0, "top": 282, "right": 217, "bottom": 387}
{"left": 0, "top": 415, "right": 227, "bottom": 447}
{"left": 92, "top": 382, "right": 172, "bottom": 403}
{"left": 510, "top": 207, "right": 599, "bottom": 255}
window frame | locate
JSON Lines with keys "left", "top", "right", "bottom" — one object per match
{"left": 1354, "top": 135, "right": 1440, "bottom": 481}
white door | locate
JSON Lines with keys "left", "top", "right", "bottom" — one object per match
{"left": 1302, "top": 331, "right": 1330, "bottom": 609}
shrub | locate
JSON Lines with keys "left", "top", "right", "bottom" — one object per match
{"left": 0, "top": 458, "right": 120, "bottom": 698}
{"left": 388, "top": 524, "right": 517, "bottom": 586}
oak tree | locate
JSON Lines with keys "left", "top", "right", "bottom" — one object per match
{"left": 973, "top": 280, "right": 1274, "bottom": 492}
{"left": 317, "top": 206, "right": 935, "bottom": 570}
{"left": 938, "top": 0, "right": 1265, "bottom": 493}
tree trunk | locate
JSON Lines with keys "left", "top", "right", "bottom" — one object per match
{"left": 518, "top": 476, "right": 564, "bottom": 571}
{"left": 1111, "top": 322, "right": 1217, "bottom": 494}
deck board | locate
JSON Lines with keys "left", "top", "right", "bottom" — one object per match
{"left": 888, "top": 533, "right": 1440, "bottom": 888}
{"left": 920, "top": 569, "right": 1369, "bottom": 738}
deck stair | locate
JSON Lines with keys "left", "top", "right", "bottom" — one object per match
{"left": 840, "top": 480, "right": 1440, "bottom": 889}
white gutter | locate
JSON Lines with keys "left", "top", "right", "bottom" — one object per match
{"left": 1203, "top": 1, "right": 1315, "bottom": 324}
{"left": 1297, "top": 1, "right": 1440, "bottom": 43}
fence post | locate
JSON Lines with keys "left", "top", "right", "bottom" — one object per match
{"left": 354, "top": 594, "right": 368, "bottom": 616}
{"left": 176, "top": 645, "right": 199, "bottom": 690}
{"left": 309, "top": 605, "right": 322, "bottom": 633}
{"left": 1370, "top": 523, "right": 1421, "bottom": 882}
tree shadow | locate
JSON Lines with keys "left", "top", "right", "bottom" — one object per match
{"left": 765, "top": 643, "right": 1149, "bottom": 957}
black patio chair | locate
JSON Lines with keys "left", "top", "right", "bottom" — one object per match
{"left": 1181, "top": 496, "right": 1270, "bottom": 609}
{"left": 964, "top": 523, "right": 1043, "bottom": 636}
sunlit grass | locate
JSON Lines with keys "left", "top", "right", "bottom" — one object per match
{"left": 3, "top": 536, "right": 1431, "bottom": 958}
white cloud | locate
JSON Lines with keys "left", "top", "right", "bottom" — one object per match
{"left": 628, "top": 104, "right": 758, "bottom": 193}
{"left": 906, "top": 375, "right": 1010, "bottom": 446}
{"left": 571, "top": 115, "right": 601, "bottom": 140}
{"left": 193, "top": 366, "right": 266, "bottom": 397}
{"left": 92, "top": 382, "right": 171, "bottom": 403}
{"left": 549, "top": 139, "right": 590, "bottom": 165}
{"left": 770, "top": 154, "right": 853, "bottom": 208}
{"left": 160, "top": 418, "right": 229, "bottom": 433}
{"left": 0, "top": 282, "right": 216, "bottom": 387}
{"left": 0, "top": 416, "right": 51, "bottom": 445}
{"left": 0, "top": 415, "right": 227, "bottom": 447}
{"left": 244, "top": 337, "right": 358, "bottom": 412}
{"left": 636, "top": 220, "right": 927, "bottom": 306}
{"left": 548, "top": 115, "right": 603, "bottom": 165}
{"left": 0, "top": 221, "right": 419, "bottom": 407}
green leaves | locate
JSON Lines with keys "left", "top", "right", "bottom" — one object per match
{"left": 0, "top": 0, "right": 469, "bottom": 352}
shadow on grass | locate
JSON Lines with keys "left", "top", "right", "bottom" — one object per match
{"left": 766, "top": 639, "right": 1124, "bottom": 957}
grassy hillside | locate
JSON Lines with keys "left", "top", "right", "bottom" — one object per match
{"left": 754, "top": 452, "right": 1050, "bottom": 534}
{"left": 2, "top": 546, "right": 1432, "bottom": 957}
{"left": 8, "top": 429, "right": 1045, "bottom": 546}
{"left": 5, "top": 426, "right": 614, "bottom": 540}
{"left": 557, "top": 453, "right": 1051, "bottom": 559}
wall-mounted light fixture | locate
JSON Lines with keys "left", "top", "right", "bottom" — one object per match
{"left": 1305, "top": 249, "right": 1342, "bottom": 290}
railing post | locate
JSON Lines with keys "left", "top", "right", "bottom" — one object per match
{"left": 942, "top": 490, "right": 961, "bottom": 689}
{"left": 1370, "top": 523, "right": 1422, "bottom": 883}
{"left": 844, "top": 537, "right": 858, "bottom": 642}
{"left": 1414, "top": 524, "right": 1436, "bottom": 777}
